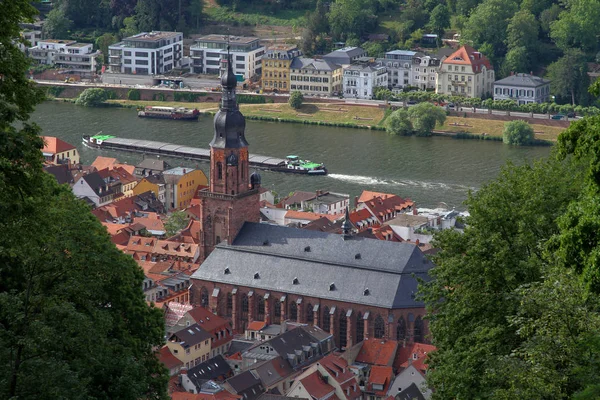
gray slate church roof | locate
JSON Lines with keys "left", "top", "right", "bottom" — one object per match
{"left": 191, "top": 222, "right": 433, "bottom": 309}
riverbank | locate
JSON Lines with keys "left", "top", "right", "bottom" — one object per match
{"left": 47, "top": 95, "right": 564, "bottom": 143}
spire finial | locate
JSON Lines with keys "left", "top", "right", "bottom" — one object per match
{"left": 342, "top": 206, "right": 353, "bottom": 240}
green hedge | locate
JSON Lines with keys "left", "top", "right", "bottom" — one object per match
{"left": 237, "top": 94, "right": 266, "bottom": 104}
{"left": 153, "top": 93, "right": 166, "bottom": 101}
{"left": 173, "top": 92, "right": 207, "bottom": 102}
{"left": 46, "top": 86, "right": 65, "bottom": 98}
{"left": 127, "top": 89, "right": 141, "bottom": 101}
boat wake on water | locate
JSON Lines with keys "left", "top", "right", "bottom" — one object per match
{"left": 327, "top": 173, "right": 477, "bottom": 192}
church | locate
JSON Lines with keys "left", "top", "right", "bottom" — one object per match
{"left": 190, "top": 51, "right": 433, "bottom": 348}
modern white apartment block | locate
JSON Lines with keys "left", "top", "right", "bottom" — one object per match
{"left": 18, "top": 29, "right": 42, "bottom": 52}
{"left": 343, "top": 62, "right": 388, "bottom": 99}
{"left": 493, "top": 73, "right": 551, "bottom": 104}
{"left": 377, "top": 50, "right": 416, "bottom": 90}
{"left": 28, "top": 39, "right": 100, "bottom": 75}
{"left": 411, "top": 54, "right": 441, "bottom": 90}
{"left": 108, "top": 31, "right": 183, "bottom": 75}
{"left": 190, "top": 35, "right": 265, "bottom": 80}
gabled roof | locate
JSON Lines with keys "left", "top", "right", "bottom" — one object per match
{"left": 82, "top": 171, "right": 113, "bottom": 197}
{"left": 158, "top": 345, "right": 183, "bottom": 370}
{"left": 191, "top": 222, "right": 433, "bottom": 309}
{"left": 186, "top": 306, "right": 230, "bottom": 334}
{"left": 442, "top": 45, "right": 492, "bottom": 70}
{"left": 278, "top": 191, "right": 317, "bottom": 207}
{"left": 186, "top": 354, "right": 232, "bottom": 386}
{"left": 356, "top": 339, "right": 399, "bottom": 366}
{"left": 366, "top": 365, "right": 394, "bottom": 396}
{"left": 41, "top": 136, "right": 75, "bottom": 154}
{"left": 225, "top": 370, "right": 264, "bottom": 399}
{"left": 300, "top": 371, "right": 336, "bottom": 399}
{"left": 290, "top": 57, "right": 341, "bottom": 72}
{"left": 285, "top": 210, "right": 340, "bottom": 222}
{"left": 136, "top": 158, "right": 170, "bottom": 171}
{"left": 164, "top": 302, "right": 194, "bottom": 327}
{"left": 247, "top": 321, "right": 267, "bottom": 331}
{"left": 395, "top": 342, "right": 436, "bottom": 373}
{"left": 44, "top": 164, "right": 74, "bottom": 185}
{"left": 91, "top": 156, "right": 118, "bottom": 171}
{"left": 396, "top": 382, "right": 426, "bottom": 400}
{"left": 302, "top": 217, "right": 344, "bottom": 234}
{"left": 169, "top": 323, "right": 211, "bottom": 348}
{"left": 252, "top": 356, "right": 294, "bottom": 387}
{"left": 358, "top": 191, "right": 396, "bottom": 203}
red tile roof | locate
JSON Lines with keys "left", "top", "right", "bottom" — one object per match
{"left": 366, "top": 365, "right": 393, "bottom": 396}
{"left": 395, "top": 342, "right": 436, "bottom": 374}
{"left": 41, "top": 136, "right": 75, "bottom": 154}
{"left": 358, "top": 191, "right": 396, "bottom": 203}
{"left": 318, "top": 354, "right": 361, "bottom": 400}
{"left": 133, "top": 214, "right": 166, "bottom": 233}
{"left": 186, "top": 306, "right": 232, "bottom": 348}
{"left": 360, "top": 195, "right": 414, "bottom": 224}
{"left": 171, "top": 392, "right": 241, "bottom": 400}
{"left": 164, "top": 302, "right": 193, "bottom": 327}
{"left": 356, "top": 339, "right": 399, "bottom": 366}
{"left": 247, "top": 321, "right": 267, "bottom": 331}
{"left": 285, "top": 210, "right": 340, "bottom": 222}
{"left": 300, "top": 371, "right": 336, "bottom": 399}
{"left": 442, "top": 45, "right": 493, "bottom": 71}
{"left": 158, "top": 345, "right": 183, "bottom": 370}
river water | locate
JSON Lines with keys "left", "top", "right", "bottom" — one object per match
{"left": 31, "top": 101, "right": 553, "bottom": 209}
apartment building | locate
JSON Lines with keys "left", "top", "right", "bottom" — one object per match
{"left": 435, "top": 45, "right": 495, "bottom": 98}
{"left": 412, "top": 54, "right": 441, "bottom": 90}
{"left": 289, "top": 57, "right": 342, "bottom": 96}
{"left": 493, "top": 73, "right": 551, "bottom": 104}
{"left": 343, "top": 61, "right": 388, "bottom": 99}
{"left": 190, "top": 35, "right": 265, "bottom": 80}
{"left": 108, "top": 31, "right": 183, "bottom": 75}
{"left": 18, "top": 29, "right": 42, "bottom": 52}
{"left": 377, "top": 50, "right": 416, "bottom": 90}
{"left": 29, "top": 39, "right": 100, "bottom": 75}
{"left": 261, "top": 46, "right": 302, "bottom": 92}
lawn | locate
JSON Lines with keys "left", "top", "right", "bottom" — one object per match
{"left": 440, "top": 116, "right": 566, "bottom": 141}
{"left": 239, "top": 102, "right": 387, "bottom": 126}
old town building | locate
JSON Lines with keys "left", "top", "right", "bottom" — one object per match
{"left": 435, "top": 45, "right": 494, "bottom": 98}
{"left": 493, "top": 73, "right": 551, "bottom": 104}
{"left": 289, "top": 57, "right": 343, "bottom": 96}
{"left": 190, "top": 220, "right": 432, "bottom": 349}
{"left": 261, "top": 45, "right": 301, "bottom": 93}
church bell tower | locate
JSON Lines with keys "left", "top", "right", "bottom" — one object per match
{"left": 197, "top": 47, "right": 261, "bottom": 261}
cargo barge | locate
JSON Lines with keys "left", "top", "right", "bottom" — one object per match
{"left": 137, "top": 106, "right": 200, "bottom": 120}
{"left": 82, "top": 135, "right": 327, "bottom": 175}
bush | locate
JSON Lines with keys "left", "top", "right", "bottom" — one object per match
{"left": 75, "top": 88, "right": 108, "bottom": 107}
{"left": 385, "top": 109, "right": 413, "bottom": 135}
{"left": 127, "top": 89, "right": 141, "bottom": 101}
{"left": 46, "top": 86, "right": 65, "bottom": 98}
{"left": 153, "top": 93, "right": 166, "bottom": 101}
{"left": 288, "top": 91, "right": 304, "bottom": 109}
{"left": 408, "top": 102, "right": 446, "bottom": 136}
{"left": 503, "top": 120, "right": 535, "bottom": 145}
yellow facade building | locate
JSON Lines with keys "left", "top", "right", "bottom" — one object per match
{"left": 132, "top": 174, "right": 166, "bottom": 204}
{"left": 42, "top": 136, "right": 80, "bottom": 165}
{"left": 167, "top": 323, "right": 212, "bottom": 369}
{"left": 163, "top": 167, "right": 208, "bottom": 211}
{"left": 261, "top": 46, "right": 301, "bottom": 93}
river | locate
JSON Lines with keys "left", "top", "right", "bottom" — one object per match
{"left": 31, "top": 101, "right": 553, "bottom": 209}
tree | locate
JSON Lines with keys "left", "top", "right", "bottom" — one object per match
{"left": 95, "top": 33, "right": 119, "bottom": 63}
{"left": 550, "top": 0, "right": 600, "bottom": 52}
{"left": 501, "top": 46, "right": 531, "bottom": 76}
{"left": 188, "top": 0, "right": 203, "bottom": 30}
{"left": 547, "top": 49, "right": 589, "bottom": 105}
{"left": 421, "top": 156, "right": 587, "bottom": 399}
{"left": 165, "top": 211, "right": 189, "bottom": 237}
{"left": 462, "top": 0, "right": 518, "bottom": 64}
{"left": 0, "top": 1, "right": 168, "bottom": 398}
{"left": 75, "top": 88, "right": 109, "bottom": 106}
{"left": 385, "top": 108, "right": 413, "bottom": 135}
{"left": 407, "top": 102, "right": 446, "bottom": 136}
{"left": 42, "top": 8, "right": 73, "bottom": 39}
{"left": 429, "top": 4, "right": 450, "bottom": 46}
{"left": 289, "top": 91, "right": 304, "bottom": 109}
{"left": 506, "top": 10, "right": 539, "bottom": 54}
{"left": 502, "top": 120, "right": 535, "bottom": 145}
{"left": 328, "top": 0, "right": 376, "bottom": 40}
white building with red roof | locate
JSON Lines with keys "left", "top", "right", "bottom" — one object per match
{"left": 41, "top": 136, "right": 79, "bottom": 165}
{"left": 435, "top": 45, "right": 495, "bottom": 98}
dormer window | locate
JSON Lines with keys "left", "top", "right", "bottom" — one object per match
{"left": 363, "top": 288, "right": 370, "bottom": 296}
{"left": 304, "top": 246, "right": 311, "bottom": 252}
{"left": 355, "top": 253, "right": 361, "bottom": 259}
{"left": 293, "top": 277, "right": 299, "bottom": 285}
{"left": 224, "top": 267, "right": 231, "bottom": 274}
{"left": 254, "top": 272, "right": 260, "bottom": 279}
{"left": 329, "top": 282, "right": 336, "bottom": 291}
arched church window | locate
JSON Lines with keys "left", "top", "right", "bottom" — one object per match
{"left": 217, "top": 162, "right": 223, "bottom": 180}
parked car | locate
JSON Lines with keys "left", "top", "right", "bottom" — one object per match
{"left": 407, "top": 100, "right": 417, "bottom": 105}
{"left": 551, "top": 114, "right": 565, "bottom": 120}
{"left": 447, "top": 103, "right": 455, "bottom": 109}
{"left": 567, "top": 112, "right": 576, "bottom": 118}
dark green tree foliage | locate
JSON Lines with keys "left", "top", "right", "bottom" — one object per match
{"left": 421, "top": 156, "right": 587, "bottom": 399}
{"left": 429, "top": 4, "right": 450, "bottom": 46}
{"left": 385, "top": 108, "right": 412, "bottom": 135}
{"left": 407, "top": 102, "right": 446, "bottom": 136}
{"left": 502, "top": 119, "right": 535, "bottom": 145}
{"left": 42, "top": 7, "right": 73, "bottom": 39}
{"left": 0, "top": 1, "right": 168, "bottom": 398}
{"left": 289, "top": 91, "right": 304, "bottom": 109}
{"left": 328, "top": 0, "right": 377, "bottom": 41}
{"left": 76, "top": 88, "right": 109, "bottom": 106}
{"left": 547, "top": 49, "right": 589, "bottom": 105}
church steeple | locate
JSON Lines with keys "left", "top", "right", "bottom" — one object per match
{"left": 210, "top": 46, "right": 249, "bottom": 149}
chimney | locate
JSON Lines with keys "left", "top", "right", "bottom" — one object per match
{"left": 182, "top": 168, "right": 186, "bottom": 174}
{"left": 415, "top": 239, "right": 420, "bottom": 246}
{"left": 354, "top": 196, "right": 359, "bottom": 208}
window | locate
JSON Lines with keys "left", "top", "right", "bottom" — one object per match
{"left": 374, "top": 315, "right": 385, "bottom": 338}
{"left": 135, "top": 51, "right": 148, "bottom": 57}
{"left": 322, "top": 306, "right": 330, "bottom": 332}
{"left": 200, "top": 287, "right": 208, "bottom": 307}
{"left": 339, "top": 310, "right": 347, "bottom": 349}
{"left": 396, "top": 317, "right": 406, "bottom": 341}
{"left": 124, "top": 51, "right": 131, "bottom": 56}
{"left": 290, "top": 302, "right": 297, "bottom": 322}
{"left": 356, "top": 312, "right": 364, "bottom": 343}
{"left": 257, "top": 296, "right": 265, "bottom": 321}
{"left": 414, "top": 316, "right": 424, "bottom": 342}
{"left": 273, "top": 301, "right": 281, "bottom": 324}
{"left": 217, "top": 162, "right": 222, "bottom": 179}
